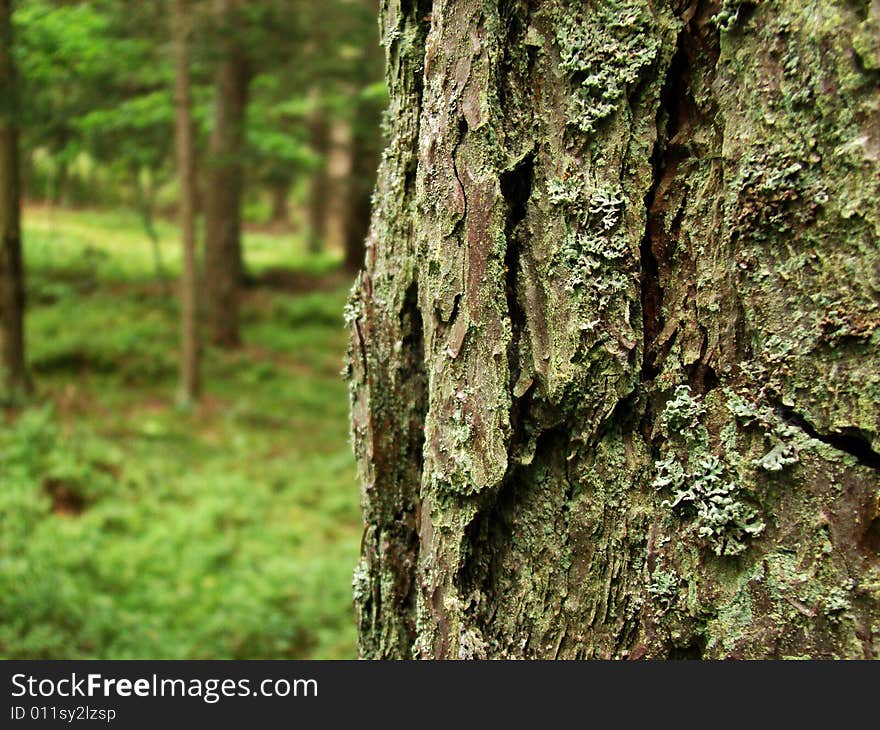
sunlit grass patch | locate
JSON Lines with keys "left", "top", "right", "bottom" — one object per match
{"left": 22, "top": 204, "right": 342, "bottom": 282}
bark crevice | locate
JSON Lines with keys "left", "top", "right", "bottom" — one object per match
{"left": 639, "top": 23, "right": 688, "bottom": 382}
{"left": 776, "top": 402, "right": 880, "bottom": 471}
{"left": 641, "top": 0, "right": 723, "bottom": 388}
{"left": 501, "top": 147, "right": 535, "bottom": 395}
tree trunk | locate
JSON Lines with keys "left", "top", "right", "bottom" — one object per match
{"left": 50, "top": 158, "right": 67, "bottom": 207}
{"left": 343, "top": 7, "right": 384, "bottom": 275}
{"left": 326, "top": 118, "right": 352, "bottom": 255}
{"left": 171, "top": 0, "right": 201, "bottom": 405}
{"left": 269, "top": 179, "right": 290, "bottom": 226}
{"left": 0, "top": 0, "right": 30, "bottom": 401}
{"left": 348, "top": 0, "right": 880, "bottom": 659}
{"left": 343, "top": 108, "right": 382, "bottom": 274}
{"left": 203, "top": 0, "right": 248, "bottom": 348}
{"left": 306, "top": 96, "right": 330, "bottom": 255}
{"left": 134, "top": 170, "right": 170, "bottom": 299}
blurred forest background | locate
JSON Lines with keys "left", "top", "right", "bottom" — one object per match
{"left": 0, "top": 0, "right": 384, "bottom": 658}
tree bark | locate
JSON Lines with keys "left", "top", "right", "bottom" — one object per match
{"left": 203, "top": 0, "right": 249, "bottom": 348}
{"left": 0, "top": 0, "right": 30, "bottom": 401}
{"left": 171, "top": 0, "right": 201, "bottom": 405}
{"left": 348, "top": 0, "right": 880, "bottom": 659}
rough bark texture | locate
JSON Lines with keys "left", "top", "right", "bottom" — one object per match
{"left": 203, "top": 0, "right": 249, "bottom": 348}
{"left": 172, "top": 0, "right": 201, "bottom": 405}
{"left": 349, "top": 0, "right": 880, "bottom": 659}
{"left": 0, "top": 0, "right": 30, "bottom": 401}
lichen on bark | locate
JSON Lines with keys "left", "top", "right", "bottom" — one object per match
{"left": 349, "top": 0, "right": 880, "bottom": 659}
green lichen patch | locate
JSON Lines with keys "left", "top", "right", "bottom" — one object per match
{"left": 654, "top": 386, "right": 765, "bottom": 556}
{"left": 655, "top": 452, "right": 766, "bottom": 556}
{"left": 551, "top": 0, "right": 664, "bottom": 135}
{"left": 715, "top": 0, "right": 758, "bottom": 33}
{"left": 659, "top": 384, "right": 707, "bottom": 443}
{"left": 647, "top": 569, "right": 680, "bottom": 612}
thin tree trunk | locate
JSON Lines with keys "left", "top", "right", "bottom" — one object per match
{"left": 269, "top": 180, "right": 290, "bottom": 226}
{"left": 135, "top": 171, "right": 170, "bottom": 299}
{"left": 0, "top": 0, "right": 30, "bottom": 402}
{"left": 51, "top": 162, "right": 64, "bottom": 205}
{"left": 343, "top": 11, "right": 383, "bottom": 275}
{"left": 343, "top": 111, "right": 379, "bottom": 274}
{"left": 349, "top": 0, "right": 880, "bottom": 659}
{"left": 326, "top": 117, "right": 352, "bottom": 254}
{"left": 203, "top": 0, "right": 248, "bottom": 348}
{"left": 171, "top": 0, "right": 200, "bottom": 405}
{"left": 306, "top": 94, "right": 330, "bottom": 255}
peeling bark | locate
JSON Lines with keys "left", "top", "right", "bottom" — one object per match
{"left": 350, "top": 0, "right": 880, "bottom": 659}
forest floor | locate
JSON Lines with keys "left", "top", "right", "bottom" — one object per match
{"left": 0, "top": 206, "right": 360, "bottom": 659}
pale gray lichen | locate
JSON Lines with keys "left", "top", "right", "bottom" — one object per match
{"left": 753, "top": 440, "right": 799, "bottom": 472}
{"left": 714, "top": 0, "right": 758, "bottom": 33}
{"left": 547, "top": 176, "right": 582, "bottom": 207}
{"left": 686, "top": 457, "right": 766, "bottom": 556}
{"left": 659, "top": 385, "right": 707, "bottom": 441}
{"left": 726, "top": 390, "right": 808, "bottom": 472}
{"left": 553, "top": 0, "right": 663, "bottom": 134}
{"left": 655, "top": 451, "right": 765, "bottom": 556}
{"left": 821, "top": 587, "right": 851, "bottom": 623}
{"left": 655, "top": 388, "right": 765, "bottom": 556}
{"left": 651, "top": 453, "right": 686, "bottom": 492}
{"left": 343, "top": 284, "right": 364, "bottom": 326}
{"left": 647, "top": 569, "right": 680, "bottom": 612}
{"left": 588, "top": 184, "right": 625, "bottom": 231}
{"left": 726, "top": 391, "right": 760, "bottom": 423}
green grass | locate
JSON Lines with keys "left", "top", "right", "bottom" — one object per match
{"left": 24, "top": 204, "right": 341, "bottom": 281}
{"left": 0, "top": 205, "right": 359, "bottom": 659}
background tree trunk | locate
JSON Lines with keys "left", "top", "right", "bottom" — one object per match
{"left": 203, "top": 0, "right": 249, "bottom": 348}
{"left": 0, "top": 0, "right": 30, "bottom": 401}
{"left": 343, "top": 3, "right": 384, "bottom": 275}
{"left": 171, "top": 0, "right": 201, "bottom": 405}
{"left": 306, "top": 94, "right": 330, "bottom": 255}
{"left": 269, "top": 179, "right": 290, "bottom": 226}
{"left": 342, "top": 121, "right": 374, "bottom": 273}
{"left": 348, "top": 0, "right": 880, "bottom": 659}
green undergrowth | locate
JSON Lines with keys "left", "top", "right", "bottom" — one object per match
{"left": 23, "top": 205, "right": 341, "bottom": 282}
{"left": 0, "top": 206, "right": 358, "bottom": 659}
